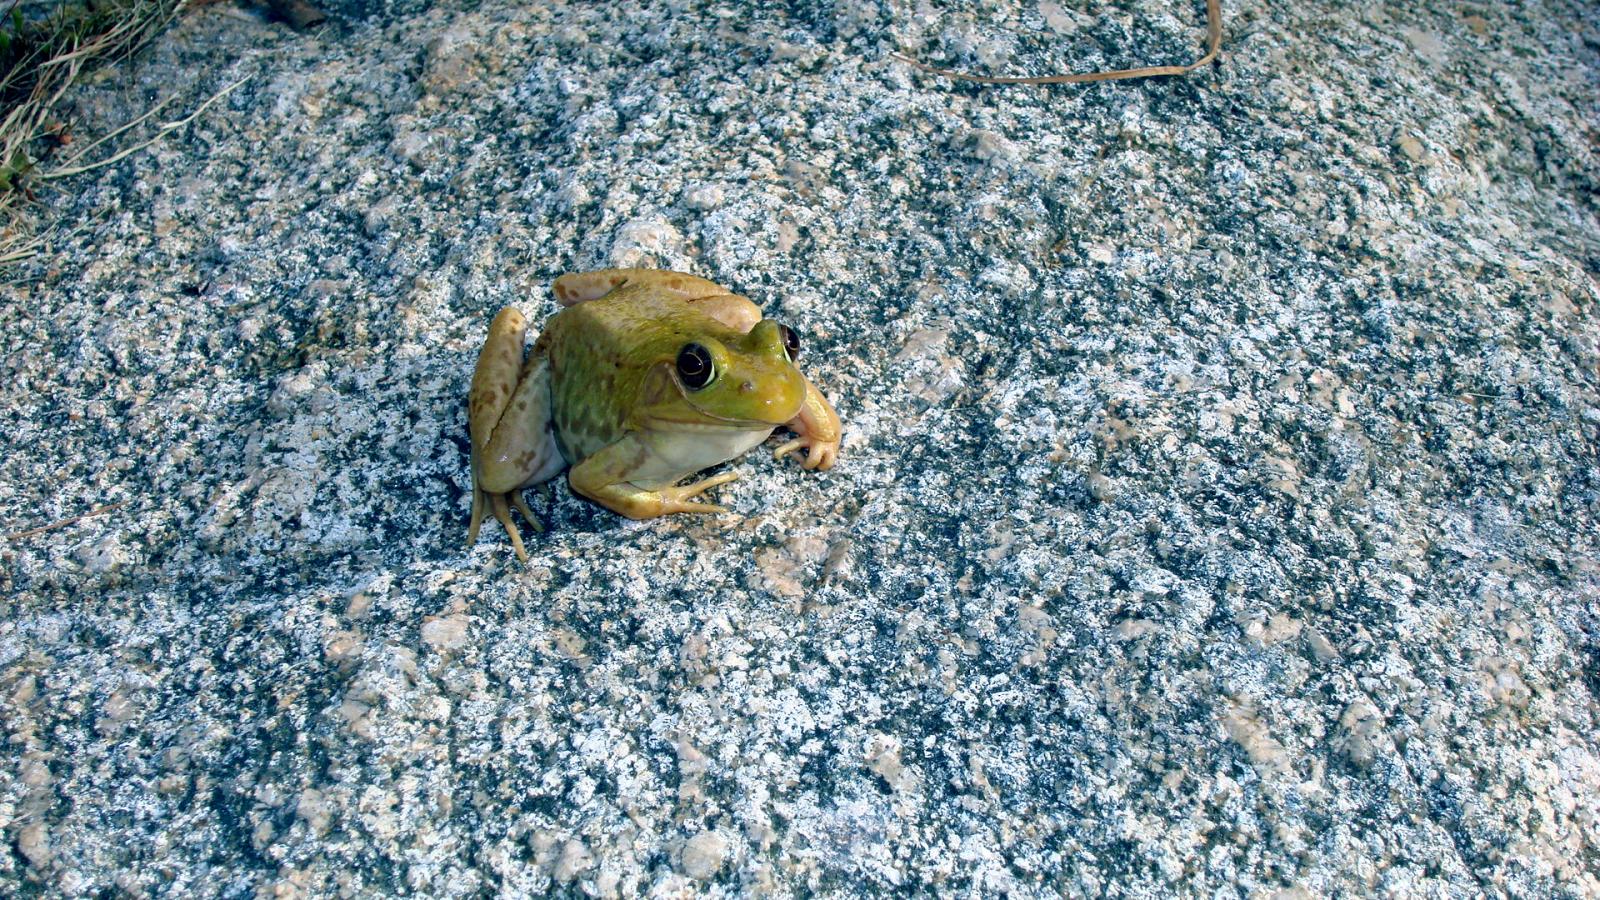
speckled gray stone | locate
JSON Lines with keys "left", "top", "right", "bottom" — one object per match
{"left": 2, "top": 0, "right": 1598, "bottom": 896}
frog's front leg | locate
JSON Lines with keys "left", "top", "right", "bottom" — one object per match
{"left": 774, "top": 377, "right": 842, "bottom": 471}
{"left": 567, "top": 434, "right": 739, "bottom": 520}
{"left": 467, "top": 307, "right": 563, "bottom": 561}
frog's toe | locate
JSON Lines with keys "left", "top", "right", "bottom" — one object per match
{"left": 467, "top": 486, "right": 488, "bottom": 549}
{"left": 490, "top": 494, "right": 530, "bottom": 561}
{"left": 665, "top": 500, "right": 730, "bottom": 516}
{"left": 774, "top": 438, "right": 838, "bottom": 471}
{"left": 677, "top": 471, "right": 739, "bottom": 499}
{"left": 807, "top": 442, "right": 838, "bottom": 471}
{"left": 509, "top": 490, "right": 543, "bottom": 533}
{"left": 655, "top": 472, "right": 738, "bottom": 515}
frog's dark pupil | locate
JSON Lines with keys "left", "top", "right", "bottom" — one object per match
{"left": 676, "top": 343, "right": 715, "bottom": 389}
{"left": 780, "top": 324, "right": 800, "bottom": 359}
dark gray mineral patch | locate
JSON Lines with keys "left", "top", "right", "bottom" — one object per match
{"left": 2, "top": 0, "right": 1597, "bottom": 896}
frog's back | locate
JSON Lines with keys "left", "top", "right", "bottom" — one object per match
{"left": 543, "top": 285, "right": 716, "bottom": 462}
{"left": 567, "top": 284, "right": 688, "bottom": 333}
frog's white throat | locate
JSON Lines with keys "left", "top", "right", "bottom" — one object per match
{"left": 629, "top": 422, "right": 775, "bottom": 490}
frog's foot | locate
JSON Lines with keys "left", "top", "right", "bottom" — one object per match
{"left": 774, "top": 435, "right": 839, "bottom": 471}
{"left": 774, "top": 375, "right": 842, "bottom": 471}
{"left": 658, "top": 471, "right": 739, "bottom": 515}
{"left": 467, "top": 486, "right": 541, "bottom": 562}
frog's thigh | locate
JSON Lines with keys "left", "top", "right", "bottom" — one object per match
{"left": 684, "top": 294, "right": 762, "bottom": 332}
{"left": 553, "top": 269, "right": 732, "bottom": 307}
{"left": 568, "top": 435, "right": 733, "bottom": 519}
{"left": 476, "top": 355, "right": 563, "bottom": 493}
{"left": 468, "top": 307, "right": 530, "bottom": 448}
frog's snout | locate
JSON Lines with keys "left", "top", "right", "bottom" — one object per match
{"left": 741, "top": 368, "right": 806, "bottom": 424}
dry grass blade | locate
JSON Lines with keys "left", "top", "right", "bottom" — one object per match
{"left": 41, "top": 90, "right": 179, "bottom": 165}
{"left": 43, "top": 76, "right": 248, "bottom": 179}
{"left": 0, "top": 228, "right": 46, "bottom": 264}
{"left": 0, "top": 1, "right": 189, "bottom": 266}
{"left": 893, "top": 0, "right": 1222, "bottom": 85}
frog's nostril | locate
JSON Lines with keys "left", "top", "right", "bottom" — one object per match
{"left": 740, "top": 380, "right": 756, "bottom": 393}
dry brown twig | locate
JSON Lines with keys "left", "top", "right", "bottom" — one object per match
{"left": 892, "top": 0, "right": 1222, "bottom": 85}
{"left": 4, "top": 501, "right": 124, "bottom": 542}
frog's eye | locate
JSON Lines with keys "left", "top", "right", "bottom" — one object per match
{"left": 779, "top": 324, "right": 800, "bottom": 360}
{"left": 676, "top": 343, "right": 716, "bottom": 390}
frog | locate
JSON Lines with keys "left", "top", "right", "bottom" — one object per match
{"left": 466, "top": 268, "right": 842, "bottom": 560}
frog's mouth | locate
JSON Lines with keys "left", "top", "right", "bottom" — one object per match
{"left": 653, "top": 398, "right": 792, "bottom": 430}
{"left": 648, "top": 413, "right": 779, "bottom": 432}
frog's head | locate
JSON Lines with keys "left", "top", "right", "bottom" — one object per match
{"left": 640, "top": 319, "right": 807, "bottom": 428}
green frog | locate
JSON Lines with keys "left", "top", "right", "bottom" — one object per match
{"left": 466, "top": 268, "right": 842, "bottom": 560}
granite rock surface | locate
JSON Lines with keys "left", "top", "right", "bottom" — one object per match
{"left": 2, "top": 0, "right": 1598, "bottom": 895}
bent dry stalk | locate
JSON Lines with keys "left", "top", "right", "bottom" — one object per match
{"left": 893, "top": 0, "right": 1222, "bottom": 85}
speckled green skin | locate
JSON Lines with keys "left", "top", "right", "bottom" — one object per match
{"left": 540, "top": 283, "right": 806, "bottom": 464}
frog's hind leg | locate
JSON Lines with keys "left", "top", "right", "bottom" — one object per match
{"left": 553, "top": 269, "right": 737, "bottom": 307}
{"left": 475, "top": 352, "right": 563, "bottom": 494}
{"left": 685, "top": 294, "right": 763, "bottom": 333}
{"left": 468, "top": 307, "right": 563, "bottom": 561}
{"left": 555, "top": 269, "right": 766, "bottom": 334}
{"left": 469, "top": 308, "right": 530, "bottom": 451}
